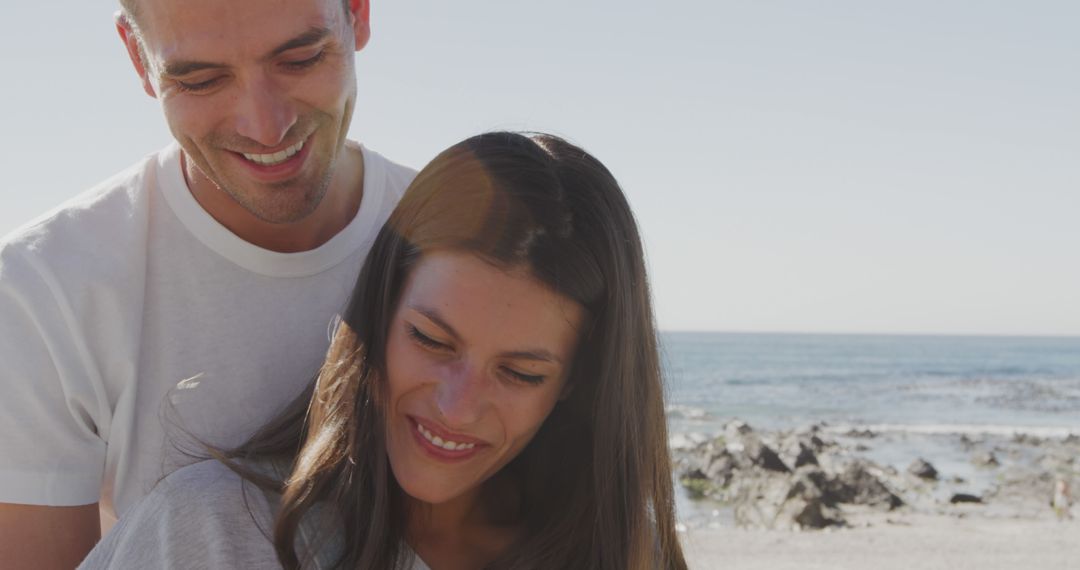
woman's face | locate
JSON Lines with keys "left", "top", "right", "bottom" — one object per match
{"left": 384, "top": 250, "right": 583, "bottom": 506}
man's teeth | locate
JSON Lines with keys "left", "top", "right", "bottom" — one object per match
{"left": 242, "top": 140, "right": 304, "bottom": 166}
{"left": 417, "top": 423, "right": 476, "bottom": 451}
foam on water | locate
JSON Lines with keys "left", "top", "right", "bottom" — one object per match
{"left": 824, "top": 423, "right": 1079, "bottom": 439}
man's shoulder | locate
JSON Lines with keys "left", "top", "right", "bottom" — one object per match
{"left": 355, "top": 143, "right": 418, "bottom": 199}
{"left": 0, "top": 149, "right": 166, "bottom": 282}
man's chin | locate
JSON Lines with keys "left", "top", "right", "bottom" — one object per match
{"left": 195, "top": 147, "right": 335, "bottom": 224}
{"left": 231, "top": 190, "right": 324, "bottom": 225}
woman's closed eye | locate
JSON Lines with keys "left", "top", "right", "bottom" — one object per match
{"left": 500, "top": 366, "right": 545, "bottom": 385}
{"left": 408, "top": 323, "right": 549, "bottom": 385}
{"left": 408, "top": 324, "right": 451, "bottom": 351}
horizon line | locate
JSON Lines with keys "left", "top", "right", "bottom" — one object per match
{"left": 658, "top": 329, "right": 1080, "bottom": 340}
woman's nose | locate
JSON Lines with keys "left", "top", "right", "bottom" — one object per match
{"left": 434, "top": 362, "right": 489, "bottom": 428}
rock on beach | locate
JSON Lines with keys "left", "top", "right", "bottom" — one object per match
{"left": 677, "top": 421, "right": 905, "bottom": 530}
{"left": 674, "top": 420, "right": 1080, "bottom": 532}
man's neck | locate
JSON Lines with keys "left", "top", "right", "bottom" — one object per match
{"left": 182, "top": 145, "right": 365, "bottom": 253}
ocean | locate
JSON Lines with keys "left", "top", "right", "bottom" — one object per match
{"left": 661, "top": 332, "right": 1080, "bottom": 437}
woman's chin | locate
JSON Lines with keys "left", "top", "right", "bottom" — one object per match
{"left": 399, "top": 481, "right": 466, "bottom": 506}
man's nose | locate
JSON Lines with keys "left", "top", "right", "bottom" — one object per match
{"left": 234, "top": 75, "right": 297, "bottom": 148}
{"left": 435, "top": 362, "right": 489, "bottom": 428}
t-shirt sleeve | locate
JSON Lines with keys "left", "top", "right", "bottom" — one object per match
{"left": 0, "top": 246, "right": 107, "bottom": 506}
{"left": 78, "top": 462, "right": 281, "bottom": 570}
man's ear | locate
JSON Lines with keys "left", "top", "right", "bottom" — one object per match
{"left": 348, "top": 0, "right": 371, "bottom": 51}
{"left": 115, "top": 11, "right": 157, "bottom": 98}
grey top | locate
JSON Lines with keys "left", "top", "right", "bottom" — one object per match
{"left": 79, "top": 460, "right": 431, "bottom": 570}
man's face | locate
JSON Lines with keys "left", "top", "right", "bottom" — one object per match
{"left": 125, "top": 0, "right": 368, "bottom": 223}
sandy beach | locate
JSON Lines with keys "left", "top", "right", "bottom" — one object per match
{"left": 682, "top": 513, "right": 1079, "bottom": 569}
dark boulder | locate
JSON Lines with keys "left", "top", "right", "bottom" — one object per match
{"left": 950, "top": 493, "right": 983, "bottom": 504}
{"left": 794, "top": 442, "right": 820, "bottom": 468}
{"left": 907, "top": 458, "right": 939, "bottom": 480}
{"left": 743, "top": 437, "right": 791, "bottom": 474}
{"left": 724, "top": 419, "right": 755, "bottom": 438}
{"left": 828, "top": 460, "right": 904, "bottom": 509}
{"left": 732, "top": 466, "right": 844, "bottom": 530}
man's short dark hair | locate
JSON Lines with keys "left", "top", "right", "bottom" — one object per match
{"left": 120, "top": 0, "right": 351, "bottom": 23}
{"left": 118, "top": 0, "right": 352, "bottom": 67}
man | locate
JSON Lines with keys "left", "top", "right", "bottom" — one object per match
{"left": 0, "top": 0, "right": 414, "bottom": 566}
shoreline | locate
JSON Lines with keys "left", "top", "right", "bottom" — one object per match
{"left": 670, "top": 419, "right": 1079, "bottom": 568}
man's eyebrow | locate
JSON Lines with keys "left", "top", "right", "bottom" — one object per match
{"left": 162, "top": 60, "right": 227, "bottom": 79}
{"left": 160, "top": 27, "right": 332, "bottom": 79}
{"left": 409, "top": 305, "right": 563, "bottom": 364}
{"left": 268, "top": 26, "right": 332, "bottom": 58}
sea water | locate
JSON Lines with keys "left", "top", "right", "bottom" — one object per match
{"left": 662, "top": 332, "right": 1080, "bottom": 436}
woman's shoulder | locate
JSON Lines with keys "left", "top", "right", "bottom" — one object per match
{"left": 159, "top": 458, "right": 247, "bottom": 489}
{"left": 154, "top": 459, "right": 275, "bottom": 510}
{"left": 80, "top": 460, "right": 283, "bottom": 569}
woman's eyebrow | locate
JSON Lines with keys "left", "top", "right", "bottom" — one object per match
{"left": 501, "top": 350, "right": 561, "bottom": 364}
{"left": 410, "top": 305, "right": 460, "bottom": 339}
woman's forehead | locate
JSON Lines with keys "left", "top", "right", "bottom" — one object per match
{"left": 400, "top": 251, "right": 584, "bottom": 356}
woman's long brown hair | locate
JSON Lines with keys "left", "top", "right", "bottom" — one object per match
{"left": 217, "top": 132, "right": 687, "bottom": 569}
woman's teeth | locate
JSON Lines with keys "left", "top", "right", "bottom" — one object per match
{"left": 242, "top": 139, "right": 304, "bottom": 166}
{"left": 417, "top": 422, "right": 476, "bottom": 451}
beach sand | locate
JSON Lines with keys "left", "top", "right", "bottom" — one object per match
{"left": 681, "top": 512, "right": 1080, "bottom": 570}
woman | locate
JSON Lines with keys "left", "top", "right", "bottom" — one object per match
{"left": 81, "top": 132, "right": 687, "bottom": 569}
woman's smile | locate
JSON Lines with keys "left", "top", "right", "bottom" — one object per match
{"left": 409, "top": 415, "right": 487, "bottom": 461}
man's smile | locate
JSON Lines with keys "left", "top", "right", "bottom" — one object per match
{"left": 240, "top": 139, "right": 306, "bottom": 166}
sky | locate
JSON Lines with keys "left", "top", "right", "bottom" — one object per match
{"left": 2, "top": 1, "right": 1078, "bottom": 336}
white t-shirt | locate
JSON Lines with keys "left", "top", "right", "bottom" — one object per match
{"left": 0, "top": 142, "right": 414, "bottom": 517}
{"left": 77, "top": 459, "right": 431, "bottom": 570}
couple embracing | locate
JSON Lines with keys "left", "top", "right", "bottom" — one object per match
{"left": 0, "top": 1, "right": 687, "bottom": 568}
